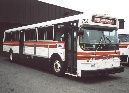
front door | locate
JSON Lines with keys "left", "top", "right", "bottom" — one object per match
{"left": 65, "top": 27, "right": 77, "bottom": 74}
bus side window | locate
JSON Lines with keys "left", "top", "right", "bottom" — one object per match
{"left": 45, "top": 26, "right": 53, "bottom": 40}
{"left": 16, "top": 31, "right": 20, "bottom": 41}
{"left": 12, "top": 32, "right": 19, "bottom": 41}
{"left": 38, "top": 28, "right": 45, "bottom": 40}
{"left": 4, "top": 32, "right": 12, "bottom": 42}
{"left": 25, "top": 30, "right": 30, "bottom": 41}
{"left": 54, "top": 24, "right": 64, "bottom": 41}
{"left": 25, "top": 29, "right": 36, "bottom": 41}
{"left": 30, "top": 29, "right": 36, "bottom": 41}
{"left": 12, "top": 32, "right": 15, "bottom": 41}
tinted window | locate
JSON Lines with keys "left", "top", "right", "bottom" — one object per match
{"left": 46, "top": 26, "right": 53, "bottom": 40}
{"left": 38, "top": 28, "right": 45, "bottom": 40}
{"left": 5, "top": 32, "right": 12, "bottom": 42}
{"left": 25, "top": 29, "right": 36, "bottom": 41}
{"left": 12, "top": 31, "right": 19, "bottom": 41}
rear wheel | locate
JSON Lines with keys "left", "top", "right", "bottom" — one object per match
{"left": 9, "top": 51, "right": 13, "bottom": 63}
{"left": 128, "top": 57, "right": 129, "bottom": 66}
{"left": 52, "top": 57, "right": 64, "bottom": 77}
{"left": 19, "top": 55, "right": 24, "bottom": 63}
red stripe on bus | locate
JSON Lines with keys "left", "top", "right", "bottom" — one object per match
{"left": 119, "top": 44, "right": 128, "bottom": 48}
{"left": 3, "top": 41, "right": 65, "bottom": 48}
{"left": 77, "top": 51, "right": 120, "bottom": 56}
{"left": 77, "top": 55, "right": 102, "bottom": 60}
{"left": 25, "top": 44, "right": 57, "bottom": 48}
{"left": 77, "top": 51, "right": 120, "bottom": 60}
{"left": 3, "top": 42, "right": 19, "bottom": 46}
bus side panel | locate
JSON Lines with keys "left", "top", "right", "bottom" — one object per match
{"left": 3, "top": 42, "right": 19, "bottom": 59}
{"left": 3, "top": 44, "right": 11, "bottom": 58}
{"left": 21, "top": 54, "right": 50, "bottom": 69}
{"left": 22, "top": 41, "right": 65, "bottom": 70}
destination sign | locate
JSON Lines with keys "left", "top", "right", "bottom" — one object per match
{"left": 92, "top": 15, "right": 116, "bottom": 25}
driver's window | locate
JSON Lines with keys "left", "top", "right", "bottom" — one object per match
{"left": 104, "top": 31, "right": 109, "bottom": 36}
{"left": 80, "top": 28, "right": 90, "bottom": 43}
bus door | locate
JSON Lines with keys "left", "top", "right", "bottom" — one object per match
{"left": 19, "top": 30, "right": 24, "bottom": 60}
{"left": 65, "top": 27, "right": 77, "bottom": 74}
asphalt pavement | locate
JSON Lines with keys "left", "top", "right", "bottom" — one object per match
{"left": 0, "top": 56, "right": 129, "bottom": 93}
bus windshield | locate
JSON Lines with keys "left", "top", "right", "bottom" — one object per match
{"left": 79, "top": 28, "right": 119, "bottom": 51}
{"left": 118, "top": 34, "right": 129, "bottom": 42}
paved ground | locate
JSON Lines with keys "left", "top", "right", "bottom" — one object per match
{"left": 0, "top": 56, "right": 129, "bottom": 93}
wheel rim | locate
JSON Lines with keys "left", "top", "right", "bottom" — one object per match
{"left": 10, "top": 53, "right": 12, "bottom": 61}
{"left": 54, "top": 60, "right": 61, "bottom": 72}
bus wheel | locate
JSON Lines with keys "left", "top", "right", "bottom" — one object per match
{"left": 128, "top": 58, "right": 129, "bottom": 66}
{"left": 19, "top": 55, "right": 24, "bottom": 63}
{"left": 9, "top": 51, "right": 13, "bottom": 63}
{"left": 52, "top": 57, "right": 64, "bottom": 77}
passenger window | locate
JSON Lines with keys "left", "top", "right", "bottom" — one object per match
{"left": 5, "top": 32, "right": 12, "bottom": 42}
{"left": 25, "top": 29, "right": 36, "bottom": 41}
{"left": 38, "top": 28, "right": 45, "bottom": 40}
{"left": 25, "top": 30, "right": 30, "bottom": 41}
{"left": 54, "top": 24, "right": 65, "bottom": 41}
{"left": 46, "top": 26, "right": 53, "bottom": 40}
{"left": 30, "top": 29, "right": 36, "bottom": 40}
{"left": 12, "top": 31, "right": 19, "bottom": 41}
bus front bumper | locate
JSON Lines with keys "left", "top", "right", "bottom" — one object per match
{"left": 81, "top": 66, "right": 124, "bottom": 77}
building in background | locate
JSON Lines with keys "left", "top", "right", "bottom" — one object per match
{"left": 0, "top": 0, "right": 82, "bottom": 53}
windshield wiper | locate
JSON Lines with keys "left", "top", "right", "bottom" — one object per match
{"left": 95, "top": 32, "right": 107, "bottom": 51}
{"left": 105, "top": 35, "right": 111, "bottom": 43}
{"left": 125, "top": 36, "right": 129, "bottom": 42}
{"left": 95, "top": 32, "right": 117, "bottom": 53}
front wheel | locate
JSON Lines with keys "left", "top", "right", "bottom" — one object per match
{"left": 52, "top": 57, "right": 64, "bottom": 77}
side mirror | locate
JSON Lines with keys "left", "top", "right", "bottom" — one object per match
{"left": 78, "top": 30, "right": 84, "bottom": 36}
{"left": 119, "top": 40, "right": 121, "bottom": 43}
{"left": 118, "top": 19, "right": 125, "bottom": 29}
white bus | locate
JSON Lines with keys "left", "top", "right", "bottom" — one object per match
{"left": 3, "top": 14, "right": 124, "bottom": 77}
{"left": 118, "top": 31, "right": 129, "bottom": 65}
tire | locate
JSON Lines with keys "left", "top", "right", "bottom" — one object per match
{"left": 52, "top": 57, "right": 64, "bottom": 77}
{"left": 9, "top": 51, "right": 13, "bottom": 63}
{"left": 19, "top": 55, "right": 24, "bottom": 63}
{"left": 127, "top": 57, "right": 129, "bottom": 66}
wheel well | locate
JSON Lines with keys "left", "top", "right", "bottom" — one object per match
{"left": 9, "top": 48, "right": 13, "bottom": 53}
{"left": 50, "top": 53, "right": 62, "bottom": 69}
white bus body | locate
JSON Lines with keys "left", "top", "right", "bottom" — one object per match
{"left": 3, "top": 14, "right": 124, "bottom": 77}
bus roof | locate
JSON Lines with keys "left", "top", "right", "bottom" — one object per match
{"left": 5, "top": 13, "right": 118, "bottom": 33}
{"left": 5, "top": 14, "right": 82, "bottom": 33}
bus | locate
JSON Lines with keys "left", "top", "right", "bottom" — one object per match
{"left": 118, "top": 31, "right": 129, "bottom": 65}
{"left": 3, "top": 14, "right": 124, "bottom": 77}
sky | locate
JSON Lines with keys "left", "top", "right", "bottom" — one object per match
{"left": 38, "top": 0, "right": 129, "bottom": 33}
